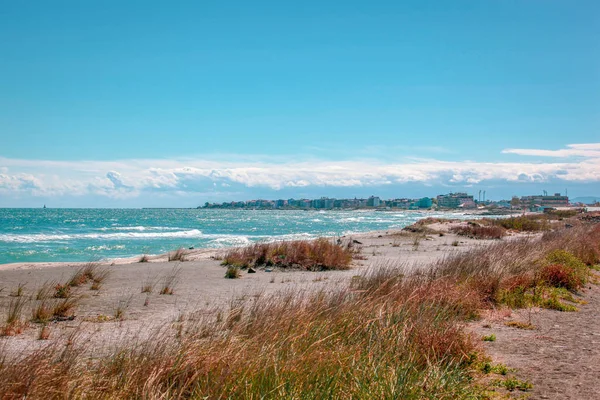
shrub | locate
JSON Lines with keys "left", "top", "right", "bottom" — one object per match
{"left": 492, "top": 215, "right": 550, "bottom": 232}
{"left": 451, "top": 224, "right": 506, "bottom": 239}
{"left": 542, "top": 250, "right": 589, "bottom": 289}
{"left": 224, "top": 266, "right": 241, "bottom": 279}
{"left": 482, "top": 334, "right": 496, "bottom": 342}
{"left": 540, "top": 264, "right": 581, "bottom": 290}
{"left": 221, "top": 238, "right": 355, "bottom": 270}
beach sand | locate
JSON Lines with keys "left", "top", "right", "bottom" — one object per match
{"left": 0, "top": 222, "right": 493, "bottom": 354}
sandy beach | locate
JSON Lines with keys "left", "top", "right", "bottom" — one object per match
{"left": 0, "top": 221, "right": 494, "bottom": 353}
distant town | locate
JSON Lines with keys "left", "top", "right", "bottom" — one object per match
{"left": 200, "top": 192, "right": 599, "bottom": 212}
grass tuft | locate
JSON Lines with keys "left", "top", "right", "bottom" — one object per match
{"left": 224, "top": 266, "right": 241, "bottom": 279}
{"left": 451, "top": 224, "right": 506, "bottom": 239}
{"left": 482, "top": 334, "right": 496, "bottom": 342}
{"left": 168, "top": 248, "right": 188, "bottom": 262}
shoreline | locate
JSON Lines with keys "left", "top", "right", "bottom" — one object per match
{"left": 0, "top": 209, "right": 522, "bottom": 270}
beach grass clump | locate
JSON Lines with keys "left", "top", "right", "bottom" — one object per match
{"left": 224, "top": 266, "right": 241, "bottom": 279}
{"left": 1, "top": 296, "right": 28, "bottom": 336}
{"left": 482, "top": 334, "right": 496, "bottom": 342}
{"left": 9, "top": 283, "right": 26, "bottom": 298}
{"left": 141, "top": 277, "right": 155, "bottom": 293}
{"left": 490, "top": 215, "right": 551, "bottom": 232}
{"left": 168, "top": 248, "right": 188, "bottom": 262}
{"left": 51, "top": 298, "right": 78, "bottom": 320}
{"left": 113, "top": 296, "right": 132, "bottom": 321}
{"left": 450, "top": 224, "right": 506, "bottom": 239}
{"left": 31, "top": 300, "right": 53, "bottom": 323}
{"left": 159, "top": 266, "right": 180, "bottom": 295}
{"left": 221, "top": 238, "right": 355, "bottom": 270}
{"left": 505, "top": 321, "right": 536, "bottom": 330}
{"left": 53, "top": 283, "right": 71, "bottom": 299}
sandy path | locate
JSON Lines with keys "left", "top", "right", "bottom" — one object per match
{"left": 474, "top": 284, "right": 600, "bottom": 399}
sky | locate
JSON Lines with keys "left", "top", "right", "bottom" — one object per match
{"left": 1, "top": 0, "right": 599, "bottom": 207}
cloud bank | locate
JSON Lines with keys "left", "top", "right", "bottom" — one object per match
{"left": 1, "top": 143, "right": 599, "bottom": 205}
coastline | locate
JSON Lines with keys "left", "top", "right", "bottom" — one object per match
{"left": 0, "top": 209, "right": 520, "bottom": 270}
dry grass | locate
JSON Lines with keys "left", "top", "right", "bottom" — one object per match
{"left": 37, "top": 325, "right": 51, "bottom": 340}
{"left": 159, "top": 266, "right": 181, "bottom": 295}
{"left": 0, "top": 264, "right": 480, "bottom": 398}
{"left": 221, "top": 238, "right": 356, "bottom": 270}
{"left": 141, "top": 276, "right": 155, "bottom": 293}
{"left": 168, "top": 248, "right": 188, "bottom": 262}
{"left": 113, "top": 296, "right": 132, "bottom": 321}
{"left": 450, "top": 223, "right": 506, "bottom": 239}
{"left": 1, "top": 296, "right": 27, "bottom": 336}
{"left": 9, "top": 283, "right": 26, "bottom": 298}
{"left": 489, "top": 215, "right": 551, "bottom": 232}
{"left": 224, "top": 266, "right": 241, "bottom": 279}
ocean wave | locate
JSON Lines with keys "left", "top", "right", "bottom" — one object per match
{"left": 0, "top": 229, "right": 205, "bottom": 243}
{"left": 97, "top": 226, "right": 184, "bottom": 232}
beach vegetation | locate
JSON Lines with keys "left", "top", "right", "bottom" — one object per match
{"left": 51, "top": 298, "right": 78, "bottom": 320}
{"left": 493, "top": 377, "right": 533, "bottom": 392}
{"left": 37, "top": 325, "right": 50, "bottom": 340}
{"left": 113, "top": 296, "right": 132, "bottom": 321}
{"left": 35, "top": 281, "right": 54, "bottom": 301}
{"left": 1, "top": 296, "right": 27, "bottom": 336}
{"left": 504, "top": 321, "right": 536, "bottom": 330}
{"left": 450, "top": 224, "right": 506, "bottom": 239}
{"left": 489, "top": 215, "right": 550, "bottom": 232}
{"left": 141, "top": 276, "right": 155, "bottom": 293}
{"left": 168, "top": 248, "right": 188, "bottom": 262}
{"left": 9, "top": 283, "right": 26, "bottom": 297}
{"left": 482, "top": 334, "right": 496, "bottom": 342}
{"left": 221, "top": 238, "right": 355, "bottom": 270}
{"left": 31, "top": 300, "right": 53, "bottom": 323}
{"left": 224, "top": 266, "right": 241, "bottom": 279}
{"left": 159, "top": 266, "right": 180, "bottom": 295}
{"left": 53, "top": 283, "right": 71, "bottom": 299}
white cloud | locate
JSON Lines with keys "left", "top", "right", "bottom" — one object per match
{"left": 0, "top": 143, "right": 599, "bottom": 201}
{"left": 502, "top": 143, "right": 600, "bottom": 158}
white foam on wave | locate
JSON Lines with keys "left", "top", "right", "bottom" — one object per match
{"left": 97, "top": 226, "right": 182, "bottom": 232}
{"left": 0, "top": 229, "right": 205, "bottom": 243}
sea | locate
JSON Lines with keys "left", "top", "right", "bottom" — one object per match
{"left": 0, "top": 208, "right": 477, "bottom": 264}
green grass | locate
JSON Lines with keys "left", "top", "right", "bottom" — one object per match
{"left": 482, "top": 334, "right": 496, "bottom": 342}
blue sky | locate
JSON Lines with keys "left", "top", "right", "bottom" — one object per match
{"left": 1, "top": 0, "right": 599, "bottom": 207}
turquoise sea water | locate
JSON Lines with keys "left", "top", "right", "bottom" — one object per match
{"left": 0, "top": 208, "right": 473, "bottom": 264}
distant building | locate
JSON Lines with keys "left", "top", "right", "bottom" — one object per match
{"left": 436, "top": 193, "right": 474, "bottom": 209}
{"left": 520, "top": 193, "right": 569, "bottom": 209}
{"left": 417, "top": 197, "right": 433, "bottom": 208}
{"left": 367, "top": 196, "right": 381, "bottom": 207}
